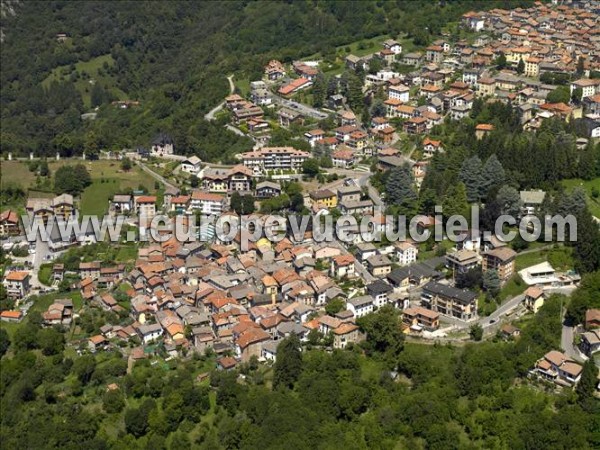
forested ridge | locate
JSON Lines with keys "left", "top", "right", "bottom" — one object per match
{"left": 1, "top": 0, "right": 532, "bottom": 161}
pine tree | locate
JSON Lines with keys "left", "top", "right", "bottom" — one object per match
{"left": 230, "top": 192, "right": 242, "bottom": 215}
{"left": 347, "top": 72, "right": 364, "bottom": 111}
{"left": 578, "top": 142, "right": 596, "bottom": 181}
{"left": 327, "top": 77, "right": 338, "bottom": 97}
{"left": 312, "top": 74, "right": 327, "bottom": 108}
{"left": 386, "top": 165, "right": 417, "bottom": 207}
{"left": 573, "top": 208, "right": 600, "bottom": 273}
{"left": 483, "top": 270, "right": 501, "bottom": 297}
{"left": 442, "top": 182, "right": 469, "bottom": 220}
{"left": 516, "top": 58, "right": 525, "bottom": 74}
{"left": 576, "top": 56, "right": 585, "bottom": 76}
{"left": 273, "top": 334, "right": 303, "bottom": 390}
{"left": 576, "top": 360, "right": 599, "bottom": 408}
{"left": 481, "top": 154, "right": 505, "bottom": 199}
{"left": 459, "top": 156, "right": 484, "bottom": 203}
{"left": 496, "top": 186, "right": 521, "bottom": 217}
{"left": 241, "top": 195, "right": 255, "bottom": 215}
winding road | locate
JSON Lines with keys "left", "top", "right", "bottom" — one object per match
{"left": 204, "top": 75, "right": 235, "bottom": 121}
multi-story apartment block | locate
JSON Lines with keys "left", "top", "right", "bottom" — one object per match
{"left": 421, "top": 281, "right": 478, "bottom": 320}
{"left": 240, "top": 147, "right": 310, "bottom": 174}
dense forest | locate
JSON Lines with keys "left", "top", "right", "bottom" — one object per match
{"left": 1, "top": 295, "right": 599, "bottom": 449}
{"left": 1, "top": 0, "right": 533, "bottom": 161}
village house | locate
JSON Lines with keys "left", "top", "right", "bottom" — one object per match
{"left": 579, "top": 329, "right": 600, "bottom": 357}
{"left": 309, "top": 189, "right": 338, "bottom": 209}
{"left": 0, "top": 310, "right": 23, "bottom": 323}
{"left": 331, "top": 149, "right": 356, "bottom": 168}
{"left": 0, "top": 209, "right": 20, "bottom": 236}
{"left": 366, "top": 279, "right": 394, "bottom": 308}
{"left": 3, "top": 271, "right": 30, "bottom": 299}
{"left": 570, "top": 78, "right": 600, "bottom": 100}
{"left": 332, "top": 323, "right": 364, "bottom": 349}
{"left": 366, "top": 254, "right": 392, "bottom": 278}
{"left": 477, "top": 77, "right": 496, "bottom": 97}
{"left": 383, "top": 39, "right": 402, "bottom": 54}
{"left": 304, "top": 129, "right": 325, "bottom": 147}
{"left": 475, "top": 123, "right": 494, "bottom": 140}
{"left": 337, "top": 184, "right": 362, "bottom": 204}
{"left": 426, "top": 45, "right": 444, "bottom": 63}
{"left": 524, "top": 286, "right": 546, "bottom": 313}
{"left": 89, "top": 335, "right": 109, "bottom": 353}
{"left": 347, "top": 295, "right": 374, "bottom": 318}
{"left": 111, "top": 194, "right": 133, "bottom": 214}
{"left": 137, "top": 323, "right": 164, "bottom": 344}
{"left": 402, "top": 52, "right": 422, "bottom": 66}
{"left": 330, "top": 254, "right": 356, "bottom": 279}
{"left": 278, "top": 77, "right": 312, "bottom": 96}
{"left": 79, "top": 261, "right": 101, "bottom": 280}
{"left": 403, "top": 117, "right": 428, "bottom": 135}
{"left": 190, "top": 192, "right": 227, "bottom": 215}
{"left": 255, "top": 181, "right": 282, "bottom": 199}
{"left": 402, "top": 306, "right": 440, "bottom": 332}
{"left": 265, "top": 59, "right": 286, "bottom": 80}
{"left": 422, "top": 137, "right": 443, "bottom": 158}
{"left": 532, "top": 350, "right": 583, "bottom": 386}
{"left": 134, "top": 196, "right": 157, "bottom": 218}
{"left": 339, "top": 199, "right": 374, "bottom": 216}
{"left": 180, "top": 156, "right": 202, "bottom": 175}
{"left": 388, "top": 84, "right": 410, "bottom": 102}
{"left": 236, "top": 327, "right": 270, "bottom": 362}
{"left": 394, "top": 241, "right": 418, "bottom": 266}
{"left": 233, "top": 105, "right": 264, "bottom": 124}
{"left": 520, "top": 190, "right": 546, "bottom": 216}
{"left": 43, "top": 299, "right": 73, "bottom": 326}
{"left": 51, "top": 193, "right": 75, "bottom": 221}
{"left": 26, "top": 198, "right": 53, "bottom": 224}
{"left": 585, "top": 309, "right": 600, "bottom": 330}
{"left": 151, "top": 133, "right": 174, "bottom": 156}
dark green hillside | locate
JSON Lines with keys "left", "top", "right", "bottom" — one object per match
{"left": 1, "top": 0, "right": 533, "bottom": 162}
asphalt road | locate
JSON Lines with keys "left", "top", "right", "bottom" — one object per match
{"left": 561, "top": 324, "right": 583, "bottom": 362}
{"left": 137, "top": 162, "right": 178, "bottom": 191}
{"left": 204, "top": 75, "right": 234, "bottom": 121}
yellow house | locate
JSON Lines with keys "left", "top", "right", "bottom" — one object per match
{"left": 506, "top": 47, "right": 531, "bottom": 65}
{"left": 348, "top": 131, "right": 368, "bottom": 152}
{"left": 524, "top": 286, "right": 545, "bottom": 313}
{"left": 477, "top": 77, "right": 496, "bottom": 97}
{"left": 309, "top": 189, "right": 338, "bottom": 209}
{"left": 261, "top": 275, "right": 278, "bottom": 295}
{"left": 166, "top": 323, "right": 185, "bottom": 341}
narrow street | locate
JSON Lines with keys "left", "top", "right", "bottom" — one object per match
{"left": 137, "top": 161, "right": 178, "bottom": 192}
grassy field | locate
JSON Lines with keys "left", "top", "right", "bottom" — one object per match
{"left": 80, "top": 179, "right": 123, "bottom": 215}
{"left": 235, "top": 77, "right": 251, "bottom": 96}
{"left": 2, "top": 160, "right": 152, "bottom": 215}
{"left": 514, "top": 246, "right": 573, "bottom": 271}
{"left": 561, "top": 178, "right": 600, "bottom": 218}
{"left": 41, "top": 54, "right": 127, "bottom": 108}
{"left": 498, "top": 274, "right": 526, "bottom": 301}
